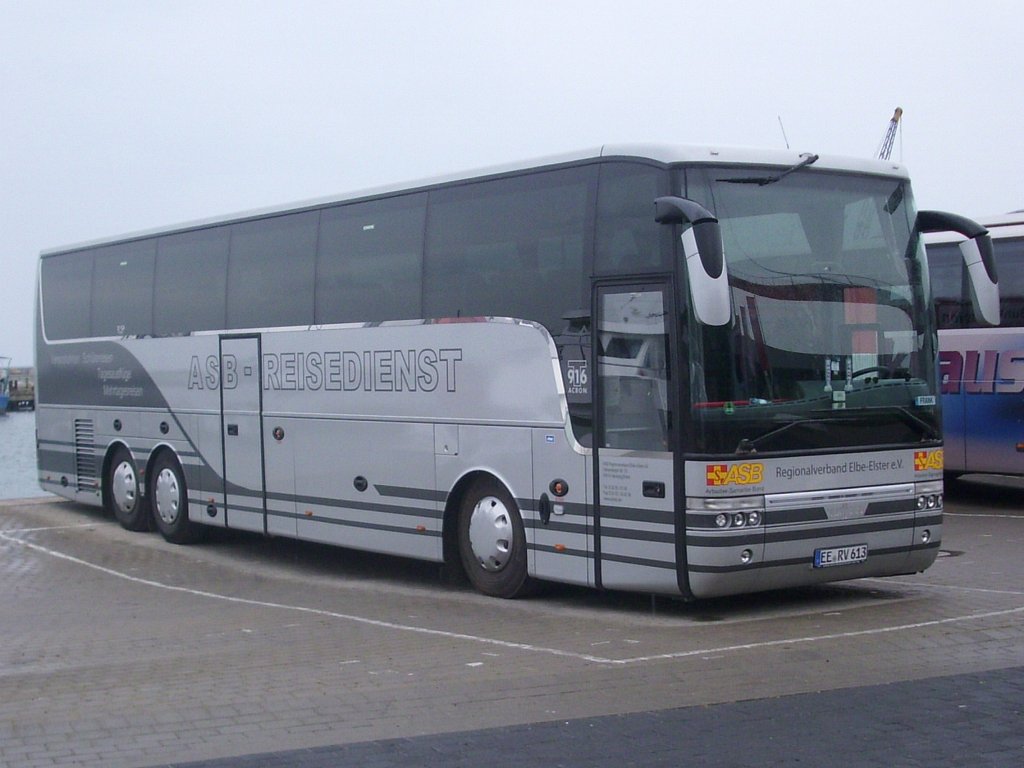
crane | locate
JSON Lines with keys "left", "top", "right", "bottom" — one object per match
{"left": 877, "top": 107, "right": 903, "bottom": 160}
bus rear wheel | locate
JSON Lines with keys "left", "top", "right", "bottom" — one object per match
{"left": 106, "top": 447, "right": 151, "bottom": 532}
{"left": 150, "top": 453, "right": 202, "bottom": 544}
{"left": 457, "top": 477, "right": 531, "bottom": 598}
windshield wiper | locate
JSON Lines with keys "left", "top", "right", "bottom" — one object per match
{"left": 734, "top": 406, "right": 938, "bottom": 455}
{"left": 721, "top": 153, "right": 820, "bottom": 186}
{"left": 735, "top": 417, "right": 817, "bottom": 454}
{"left": 891, "top": 405, "right": 940, "bottom": 441}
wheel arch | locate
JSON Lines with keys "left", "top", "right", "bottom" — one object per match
{"left": 441, "top": 468, "right": 521, "bottom": 572}
{"left": 144, "top": 442, "right": 184, "bottom": 498}
{"left": 147, "top": 443, "right": 203, "bottom": 544}
{"left": 100, "top": 440, "right": 133, "bottom": 506}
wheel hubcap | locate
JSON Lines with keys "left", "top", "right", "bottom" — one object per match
{"left": 111, "top": 461, "right": 137, "bottom": 513}
{"left": 154, "top": 468, "right": 181, "bottom": 525}
{"left": 468, "top": 495, "right": 513, "bottom": 572}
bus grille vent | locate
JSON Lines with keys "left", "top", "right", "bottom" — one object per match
{"left": 74, "top": 418, "right": 97, "bottom": 491}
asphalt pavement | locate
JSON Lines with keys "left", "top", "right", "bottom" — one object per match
{"left": 165, "top": 666, "right": 1024, "bottom": 768}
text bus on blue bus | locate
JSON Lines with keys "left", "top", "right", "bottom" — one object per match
{"left": 927, "top": 212, "right": 1021, "bottom": 476}
{"left": 35, "top": 145, "right": 996, "bottom": 599}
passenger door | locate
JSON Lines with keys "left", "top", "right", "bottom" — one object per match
{"left": 593, "top": 282, "right": 680, "bottom": 594}
{"left": 220, "top": 335, "right": 266, "bottom": 532}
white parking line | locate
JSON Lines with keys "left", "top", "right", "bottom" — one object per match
{"left": 944, "top": 512, "right": 1024, "bottom": 519}
{"left": 611, "top": 605, "right": 1024, "bottom": 664}
{"left": 864, "top": 577, "right": 1024, "bottom": 597}
{"left": 0, "top": 528, "right": 606, "bottom": 663}
{"left": 0, "top": 523, "right": 96, "bottom": 533}
{"left": 3, "top": 527, "right": 1023, "bottom": 666}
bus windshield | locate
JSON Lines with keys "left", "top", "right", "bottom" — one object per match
{"left": 685, "top": 168, "right": 938, "bottom": 455}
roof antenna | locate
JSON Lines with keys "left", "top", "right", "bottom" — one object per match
{"left": 777, "top": 116, "right": 790, "bottom": 149}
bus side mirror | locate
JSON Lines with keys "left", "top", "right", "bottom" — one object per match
{"left": 917, "top": 210, "right": 999, "bottom": 326}
{"left": 655, "top": 196, "right": 732, "bottom": 326}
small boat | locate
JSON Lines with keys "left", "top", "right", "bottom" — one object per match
{"left": 0, "top": 357, "right": 10, "bottom": 413}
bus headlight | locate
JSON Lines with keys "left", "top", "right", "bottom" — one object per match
{"left": 690, "top": 496, "right": 766, "bottom": 529}
{"left": 914, "top": 481, "right": 943, "bottom": 512}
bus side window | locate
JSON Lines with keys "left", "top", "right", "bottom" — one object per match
{"left": 928, "top": 242, "right": 968, "bottom": 330}
{"left": 227, "top": 212, "right": 318, "bottom": 329}
{"left": 315, "top": 194, "right": 427, "bottom": 325}
{"left": 595, "top": 162, "right": 670, "bottom": 274}
{"left": 91, "top": 240, "right": 156, "bottom": 338}
{"left": 40, "top": 252, "right": 93, "bottom": 340}
{"left": 155, "top": 227, "right": 230, "bottom": 335}
{"left": 423, "top": 166, "right": 592, "bottom": 334}
{"left": 990, "top": 237, "right": 1024, "bottom": 329}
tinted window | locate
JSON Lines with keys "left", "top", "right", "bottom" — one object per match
{"left": 595, "top": 163, "right": 670, "bottom": 273}
{"left": 927, "top": 242, "right": 967, "bottom": 329}
{"left": 597, "top": 287, "right": 671, "bottom": 451}
{"left": 91, "top": 240, "right": 156, "bottom": 337}
{"left": 155, "top": 227, "right": 230, "bottom": 334}
{"left": 424, "top": 166, "right": 594, "bottom": 332}
{"left": 994, "top": 237, "right": 1024, "bottom": 328}
{"left": 929, "top": 236, "right": 1024, "bottom": 330}
{"left": 227, "top": 212, "right": 318, "bottom": 329}
{"left": 41, "top": 252, "right": 93, "bottom": 340}
{"left": 316, "top": 194, "right": 426, "bottom": 324}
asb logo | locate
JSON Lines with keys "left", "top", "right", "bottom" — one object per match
{"left": 706, "top": 463, "right": 764, "bottom": 486}
{"left": 914, "top": 450, "right": 944, "bottom": 472}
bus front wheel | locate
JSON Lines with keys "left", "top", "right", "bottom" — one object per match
{"left": 106, "top": 446, "right": 151, "bottom": 532}
{"left": 457, "top": 477, "right": 531, "bottom": 598}
{"left": 150, "top": 453, "right": 202, "bottom": 545}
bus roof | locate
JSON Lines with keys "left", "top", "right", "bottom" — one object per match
{"left": 923, "top": 210, "right": 1024, "bottom": 244}
{"left": 975, "top": 211, "right": 1024, "bottom": 229}
{"left": 42, "top": 143, "right": 910, "bottom": 257}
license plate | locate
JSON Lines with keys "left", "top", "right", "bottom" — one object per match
{"left": 814, "top": 543, "right": 868, "bottom": 568}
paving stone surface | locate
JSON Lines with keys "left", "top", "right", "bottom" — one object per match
{"left": 1, "top": 477, "right": 1021, "bottom": 767}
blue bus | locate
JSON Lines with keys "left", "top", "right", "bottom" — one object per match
{"left": 926, "top": 212, "right": 1023, "bottom": 476}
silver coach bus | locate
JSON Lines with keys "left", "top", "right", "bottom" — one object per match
{"left": 35, "top": 145, "right": 997, "bottom": 599}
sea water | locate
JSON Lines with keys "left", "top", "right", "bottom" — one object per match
{"left": 0, "top": 411, "right": 49, "bottom": 500}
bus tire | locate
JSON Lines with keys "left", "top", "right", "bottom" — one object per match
{"left": 150, "top": 452, "right": 202, "bottom": 545}
{"left": 106, "top": 446, "right": 151, "bottom": 532}
{"left": 457, "top": 477, "right": 531, "bottom": 598}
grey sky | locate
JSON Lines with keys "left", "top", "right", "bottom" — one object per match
{"left": 2, "top": 0, "right": 1020, "bottom": 366}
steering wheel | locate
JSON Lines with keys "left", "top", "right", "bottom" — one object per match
{"left": 851, "top": 365, "right": 911, "bottom": 381}
{"left": 850, "top": 365, "right": 890, "bottom": 379}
